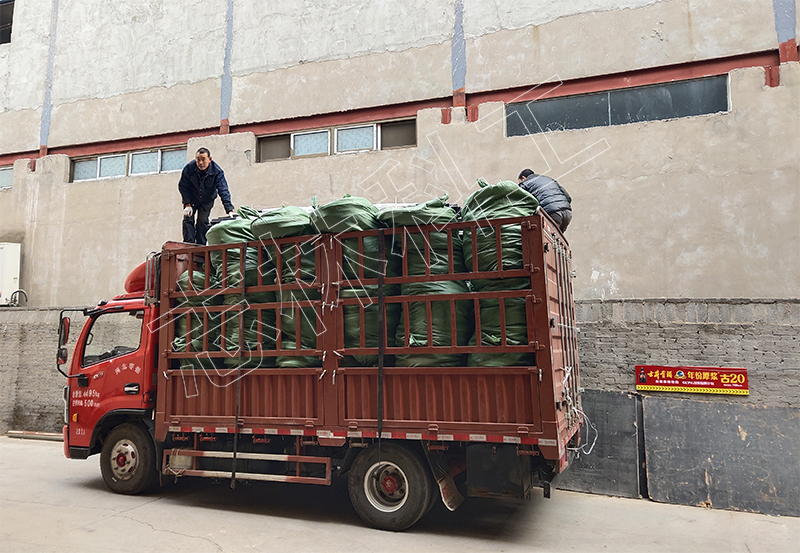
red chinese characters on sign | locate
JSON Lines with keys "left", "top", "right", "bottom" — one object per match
{"left": 635, "top": 365, "right": 749, "bottom": 395}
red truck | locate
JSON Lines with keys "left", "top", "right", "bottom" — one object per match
{"left": 58, "top": 211, "right": 582, "bottom": 531}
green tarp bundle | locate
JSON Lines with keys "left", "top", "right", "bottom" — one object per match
{"left": 207, "top": 207, "right": 278, "bottom": 368}
{"left": 207, "top": 206, "right": 277, "bottom": 288}
{"left": 253, "top": 205, "right": 322, "bottom": 368}
{"left": 379, "top": 196, "right": 472, "bottom": 367}
{"left": 276, "top": 288, "right": 321, "bottom": 368}
{"left": 339, "top": 284, "right": 401, "bottom": 367}
{"left": 461, "top": 180, "right": 539, "bottom": 367}
{"left": 173, "top": 269, "right": 223, "bottom": 370}
{"left": 310, "top": 195, "right": 388, "bottom": 280}
{"left": 220, "top": 291, "right": 277, "bottom": 368}
{"left": 311, "top": 196, "right": 398, "bottom": 367}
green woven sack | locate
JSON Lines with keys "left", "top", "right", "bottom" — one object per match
{"left": 394, "top": 280, "right": 473, "bottom": 367}
{"left": 276, "top": 288, "right": 322, "bottom": 368}
{"left": 468, "top": 295, "right": 536, "bottom": 367}
{"left": 251, "top": 206, "right": 313, "bottom": 241}
{"left": 207, "top": 207, "right": 276, "bottom": 288}
{"left": 221, "top": 292, "right": 278, "bottom": 369}
{"left": 461, "top": 180, "right": 539, "bottom": 367}
{"left": 311, "top": 195, "right": 388, "bottom": 281}
{"left": 378, "top": 196, "right": 463, "bottom": 277}
{"left": 340, "top": 285, "right": 401, "bottom": 367}
{"left": 309, "top": 195, "right": 379, "bottom": 233}
{"left": 173, "top": 270, "right": 223, "bottom": 370}
{"left": 461, "top": 180, "right": 539, "bottom": 276}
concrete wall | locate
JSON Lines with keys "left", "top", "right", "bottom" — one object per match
{"left": 2, "top": 64, "right": 798, "bottom": 307}
{"left": 2, "top": 0, "right": 793, "bottom": 148}
{"left": 464, "top": 0, "right": 780, "bottom": 91}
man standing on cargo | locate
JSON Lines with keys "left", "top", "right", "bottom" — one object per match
{"left": 178, "top": 148, "right": 235, "bottom": 245}
{"left": 517, "top": 169, "right": 572, "bottom": 232}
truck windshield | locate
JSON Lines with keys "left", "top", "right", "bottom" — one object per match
{"left": 81, "top": 310, "right": 144, "bottom": 367}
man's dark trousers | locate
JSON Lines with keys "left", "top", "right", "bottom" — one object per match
{"left": 182, "top": 202, "right": 213, "bottom": 245}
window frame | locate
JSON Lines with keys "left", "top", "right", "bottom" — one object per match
{"left": 0, "top": 0, "right": 14, "bottom": 45}
{"left": 291, "top": 129, "right": 331, "bottom": 158}
{"left": 159, "top": 147, "right": 188, "bottom": 173}
{"left": 256, "top": 117, "right": 417, "bottom": 163}
{"left": 334, "top": 124, "right": 377, "bottom": 155}
{"left": 504, "top": 74, "right": 730, "bottom": 137}
{"left": 377, "top": 118, "right": 417, "bottom": 150}
{"left": 70, "top": 146, "right": 187, "bottom": 182}
{"left": 97, "top": 153, "right": 129, "bottom": 180}
{"left": 129, "top": 149, "right": 162, "bottom": 177}
{"left": 0, "top": 165, "right": 12, "bottom": 190}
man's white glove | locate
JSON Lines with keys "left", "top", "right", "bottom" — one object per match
{"left": 183, "top": 205, "right": 193, "bottom": 218}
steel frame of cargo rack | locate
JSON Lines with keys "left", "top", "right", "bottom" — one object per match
{"left": 155, "top": 214, "right": 581, "bottom": 470}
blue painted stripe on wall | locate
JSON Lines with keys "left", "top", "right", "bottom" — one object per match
{"left": 451, "top": 0, "right": 466, "bottom": 92}
{"left": 773, "top": 0, "right": 797, "bottom": 43}
{"left": 220, "top": 0, "right": 235, "bottom": 121}
{"left": 39, "top": 0, "right": 59, "bottom": 147}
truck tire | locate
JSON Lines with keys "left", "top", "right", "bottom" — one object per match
{"left": 348, "top": 442, "right": 435, "bottom": 531}
{"left": 100, "top": 423, "right": 157, "bottom": 495}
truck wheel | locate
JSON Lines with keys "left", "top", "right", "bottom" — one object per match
{"left": 100, "top": 423, "right": 157, "bottom": 495}
{"left": 348, "top": 443, "right": 435, "bottom": 531}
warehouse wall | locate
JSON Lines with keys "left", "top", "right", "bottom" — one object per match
{"left": 2, "top": 64, "right": 798, "bottom": 307}
{"left": 2, "top": 0, "right": 795, "bottom": 149}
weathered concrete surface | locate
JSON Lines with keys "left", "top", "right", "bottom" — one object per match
{"left": 2, "top": 0, "right": 788, "bottom": 149}
{"left": 1, "top": 66, "right": 798, "bottom": 306}
{"left": 1, "top": 437, "right": 797, "bottom": 552}
{"left": 48, "top": 80, "right": 222, "bottom": 148}
{"left": 644, "top": 397, "right": 800, "bottom": 517}
{"left": 464, "top": 0, "right": 778, "bottom": 92}
{"left": 231, "top": 42, "right": 453, "bottom": 124}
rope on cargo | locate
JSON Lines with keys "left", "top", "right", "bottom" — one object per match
{"left": 567, "top": 408, "right": 598, "bottom": 457}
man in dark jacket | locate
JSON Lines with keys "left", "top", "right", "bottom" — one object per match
{"left": 178, "top": 148, "right": 235, "bottom": 244}
{"left": 518, "top": 168, "right": 572, "bottom": 232}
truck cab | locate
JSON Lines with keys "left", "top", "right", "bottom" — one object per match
{"left": 60, "top": 262, "right": 158, "bottom": 462}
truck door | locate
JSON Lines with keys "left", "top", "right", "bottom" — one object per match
{"left": 69, "top": 309, "right": 147, "bottom": 447}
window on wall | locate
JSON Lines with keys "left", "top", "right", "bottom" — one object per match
{"left": 0, "top": 166, "right": 12, "bottom": 190}
{"left": 0, "top": 1, "right": 13, "bottom": 44}
{"left": 72, "top": 147, "right": 187, "bottom": 182}
{"left": 506, "top": 75, "right": 729, "bottom": 136}
{"left": 257, "top": 118, "right": 416, "bottom": 162}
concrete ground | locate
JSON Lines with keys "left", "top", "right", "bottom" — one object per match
{"left": 0, "top": 436, "right": 797, "bottom": 553}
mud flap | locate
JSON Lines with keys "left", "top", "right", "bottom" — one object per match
{"left": 423, "top": 447, "right": 465, "bottom": 511}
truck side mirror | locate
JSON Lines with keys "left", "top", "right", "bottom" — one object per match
{"left": 59, "top": 317, "right": 71, "bottom": 347}
{"left": 57, "top": 347, "right": 68, "bottom": 365}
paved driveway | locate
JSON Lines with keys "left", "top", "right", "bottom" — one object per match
{"left": 0, "top": 436, "right": 797, "bottom": 553}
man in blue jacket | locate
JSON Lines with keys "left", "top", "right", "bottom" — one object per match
{"left": 518, "top": 168, "right": 572, "bottom": 232}
{"left": 178, "top": 148, "right": 235, "bottom": 244}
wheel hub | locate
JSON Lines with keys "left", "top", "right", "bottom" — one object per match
{"left": 364, "top": 461, "right": 409, "bottom": 513}
{"left": 109, "top": 440, "right": 138, "bottom": 481}
{"left": 381, "top": 474, "right": 400, "bottom": 494}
